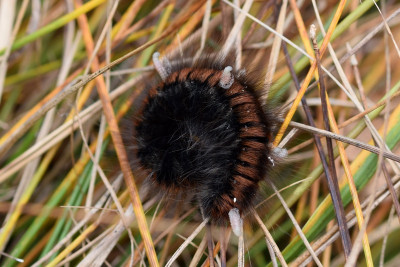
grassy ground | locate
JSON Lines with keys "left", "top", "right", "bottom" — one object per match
{"left": 0, "top": 0, "right": 400, "bottom": 266}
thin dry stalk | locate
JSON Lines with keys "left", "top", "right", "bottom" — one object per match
{"left": 165, "top": 218, "right": 209, "bottom": 267}
{"left": 269, "top": 180, "right": 323, "bottom": 267}
{"left": 252, "top": 209, "right": 288, "bottom": 267}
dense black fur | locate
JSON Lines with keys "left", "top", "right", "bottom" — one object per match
{"left": 133, "top": 57, "right": 277, "bottom": 223}
{"left": 136, "top": 75, "right": 240, "bottom": 188}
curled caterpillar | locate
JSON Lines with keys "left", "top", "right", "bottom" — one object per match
{"left": 132, "top": 52, "right": 278, "bottom": 225}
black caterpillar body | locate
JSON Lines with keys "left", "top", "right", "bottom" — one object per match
{"left": 133, "top": 57, "right": 276, "bottom": 223}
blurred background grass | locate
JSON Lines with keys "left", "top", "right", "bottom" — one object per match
{"left": 0, "top": 0, "right": 400, "bottom": 266}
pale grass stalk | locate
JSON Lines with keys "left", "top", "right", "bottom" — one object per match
{"left": 233, "top": 0, "right": 242, "bottom": 70}
{"left": 372, "top": 0, "right": 400, "bottom": 57}
{"left": 165, "top": 218, "right": 209, "bottom": 267}
{"left": 220, "top": 0, "right": 253, "bottom": 59}
{"left": 0, "top": 0, "right": 15, "bottom": 49}
{"left": 189, "top": 235, "right": 208, "bottom": 267}
{"left": 252, "top": 210, "right": 288, "bottom": 267}
{"left": 0, "top": 251, "right": 23, "bottom": 264}
{"left": 278, "top": 128, "right": 298, "bottom": 148}
{"left": 368, "top": 208, "right": 400, "bottom": 244}
{"left": 176, "top": 233, "right": 204, "bottom": 249}
{"left": 86, "top": 198, "right": 159, "bottom": 267}
{"left": 0, "top": 0, "right": 28, "bottom": 104}
{"left": 109, "top": 65, "right": 154, "bottom": 75}
{"left": 299, "top": 232, "right": 339, "bottom": 267}
{"left": 77, "top": 202, "right": 143, "bottom": 267}
{"left": 149, "top": 197, "right": 164, "bottom": 231}
{"left": 386, "top": 254, "right": 400, "bottom": 267}
{"left": 379, "top": 207, "right": 395, "bottom": 266}
{"left": 263, "top": 0, "right": 288, "bottom": 101}
{"left": 159, "top": 206, "right": 182, "bottom": 266}
{"left": 269, "top": 181, "right": 323, "bottom": 267}
{"left": 304, "top": 98, "right": 355, "bottom": 107}
{"left": 27, "top": 0, "right": 41, "bottom": 34}
{"left": 152, "top": 209, "right": 197, "bottom": 245}
{"left": 83, "top": 0, "right": 120, "bottom": 75}
{"left": 255, "top": 177, "right": 315, "bottom": 209}
{"left": 338, "top": 89, "right": 400, "bottom": 127}
{"left": 58, "top": 226, "right": 114, "bottom": 266}
{"left": 284, "top": 120, "right": 400, "bottom": 163}
{"left": 266, "top": 238, "right": 278, "bottom": 267}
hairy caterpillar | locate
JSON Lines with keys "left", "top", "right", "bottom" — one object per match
{"left": 129, "top": 51, "right": 280, "bottom": 228}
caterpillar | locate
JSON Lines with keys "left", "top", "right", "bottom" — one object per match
{"left": 130, "top": 51, "right": 279, "bottom": 228}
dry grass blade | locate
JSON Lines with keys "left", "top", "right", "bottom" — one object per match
{"left": 371, "top": 0, "right": 400, "bottom": 58}
{"left": 0, "top": 0, "right": 29, "bottom": 104}
{"left": 262, "top": 0, "right": 288, "bottom": 101}
{"left": 379, "top": 207, "right": 395, "bottom": 266}
{"left": 220, "top": 0, "right": 254, "bottom": 59}
{"left": 339, "top": 91, "right": 400, "bottom": 128}
{"left": 165, "top": 218, "right": 209, "bottom": 267}
{"left": 381, "top": 163, "right": 400, "bottom": 222}
{"left": 252, "top": 209, "right": 287, "bottom": 267}
{"left": 284, "top": 120, "right": 400, "bottom": 163}
{"left": 77, "top": 204, "right": 135, "bottom": 267}
{"left": 268, "top": 180, "right": 323, "bottom": 267}
{"left": 188, "top": 235, "right": 208, "bottom": 267}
